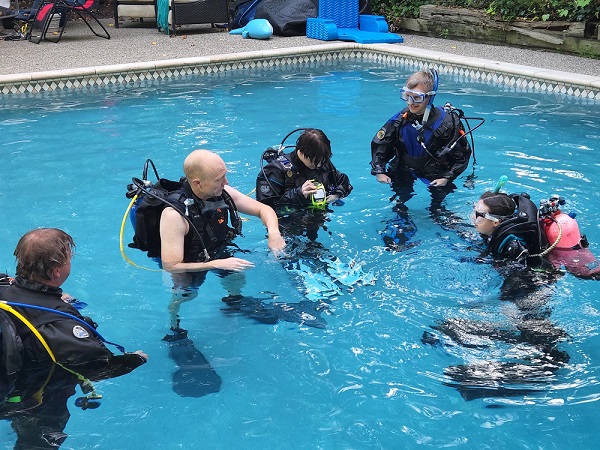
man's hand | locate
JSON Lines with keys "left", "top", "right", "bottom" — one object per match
{"left": 300, "top": 180, "right": 320, "bottom": 198}
{"left": 267, "top": 232, "right": 286, "bottom": 257}
{"left": 61, "top": 293, "right": 75, "bottom": 303}
{"left": 429, "top": 178, "right": 449, "bottom": 187}
{"left": 210, "top": 257, "right": 255, "bottom": 272}
{"left": 376, "top": 173, "right": 391, "bottom": 184}
{"left": 326, "top": 194, "right": 340, "bottom": 203}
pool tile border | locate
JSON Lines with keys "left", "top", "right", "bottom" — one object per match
{"left": 1, "top": 42, "right": 599, "bottom": 99}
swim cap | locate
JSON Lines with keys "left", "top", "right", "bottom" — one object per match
{"left": 544, "top": 213, "right": 582, "bottom": 249}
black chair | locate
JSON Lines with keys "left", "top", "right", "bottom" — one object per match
{"left": 161, "top": 0, "right": 229, "bottom": 36}
{"left": 0, "top": 0, "right": 17, "bottom": 29}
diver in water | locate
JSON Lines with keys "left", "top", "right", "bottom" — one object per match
{"left": 473, "top": 190, "right": 600, "bottom": 279}
{"left": 370, "top": 69, "right": 481, "bottom": 250}
{"left": 256, "top": 127, "right": 351, "bottom": 260}
{"left": 424, "top": 187, "right": 600, "bottom": 400}
{"left": 473, "top": 191, "right": 548, "bottom": 270}
{"left": 125, "top": 150, "right": 287, "bottom": 396}
{"left": 157, "top": 150, "right": 285, "bottom": 335}
{"left": 256, "top": 128, "right": 353, "bottom": 211}
{"left": 256, "top": 128, "right": 372, "bottom": 304}
{"left": 256, "top": 127, "right": 351, "bottom": 267}
{"left": 0, "top": 229, "right": 147, "bottom": 448}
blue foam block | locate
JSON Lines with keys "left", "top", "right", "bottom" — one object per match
{"left": 359, "top": 15, "right": 389, "bottom": 33}
{"left": 319, "top": 0, "right": 358, "bottom": 28}
{"left": 337, "top": 28, "right": 403, "bottom": 44}
{"left": 306, "top": 18, "right": 339, "bottom": 41}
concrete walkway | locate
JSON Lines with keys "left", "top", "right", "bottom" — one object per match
{"left": 0, "top": 19, "right": 598, "bottom": 78}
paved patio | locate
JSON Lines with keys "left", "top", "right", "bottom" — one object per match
{"left": 0, "top": 19, "right": 598, "bottom": 78}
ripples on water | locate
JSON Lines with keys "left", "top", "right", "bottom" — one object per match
{"left": 1, "top": 64, "right": 600, "bottom": 448}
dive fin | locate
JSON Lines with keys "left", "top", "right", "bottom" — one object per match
{"left": 168, "top": 337, "right": 222, "bottom": 398}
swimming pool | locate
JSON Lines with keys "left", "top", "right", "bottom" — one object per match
{"left": 1, "top": 60, "right": 600, "bottom": 449}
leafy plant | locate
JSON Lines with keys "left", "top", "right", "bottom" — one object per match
{"left": 370, "top": 0, "right": 429, "bottom": 20}
{"left": 370, "top": 0, "right": 600, "bottom": 22}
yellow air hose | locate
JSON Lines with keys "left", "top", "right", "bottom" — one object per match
{"left": 119, "top": 193, "right": 161, "bottom": 272}
{"left": 0, "top": 302, "right": 101, "bottom": 400}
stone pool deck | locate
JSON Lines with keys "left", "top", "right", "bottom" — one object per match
{"left": 0, "top": 20, "right": 599, "bottom": 96}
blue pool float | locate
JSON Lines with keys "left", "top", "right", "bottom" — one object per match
{"left": 229, "top": 19, "right": 273, "bottom": 40}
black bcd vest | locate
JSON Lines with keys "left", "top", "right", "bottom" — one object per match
{"left": 127, "top": 178, "right": 241, "bottom": 260}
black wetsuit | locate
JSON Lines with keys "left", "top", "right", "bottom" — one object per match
{"left": 256, "top": 150, "right": 352, "bottom": 209}
{"left": 481, "top": 193, "right": 549, "bottom": 273}
{"left": 371, "top": 106, "right": 471, "bottom": 208}
{"left": 256, "top": 149, "right": 352, "bottom": 244}
{"left": 0, "top": 276, "right": 146, "bottom": 449}
{"left": 424, "top": 194, "right": 568, "bottom": 399}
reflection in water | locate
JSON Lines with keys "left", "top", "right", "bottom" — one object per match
{"left": 423, "top": 264, "right": 570, "bottom": 401}
{"left": 278, "top": 208, "right": 376, "bottom": 303}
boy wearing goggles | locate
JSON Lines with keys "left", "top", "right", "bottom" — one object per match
{"left": 370, "top": 70, "right": 471, "bottom": 215}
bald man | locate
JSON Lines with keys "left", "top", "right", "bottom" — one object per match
{"left": 159, "top": 150, "right": 286, "bottom": 336}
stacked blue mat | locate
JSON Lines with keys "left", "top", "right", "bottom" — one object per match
{"left": 306, "top": 0, "right": 403, "bottom": 44}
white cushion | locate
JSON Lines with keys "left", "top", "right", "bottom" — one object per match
{"left": 117, "top": 4, "right": 156, "bottom": 18}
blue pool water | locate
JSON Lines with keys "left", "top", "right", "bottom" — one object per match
{"left": 1, "top": 61, "right": 600, "bottom": 449}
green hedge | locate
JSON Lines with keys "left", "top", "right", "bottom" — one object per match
{"left": 370, "top": 0, "right": 600, "bottom": 22}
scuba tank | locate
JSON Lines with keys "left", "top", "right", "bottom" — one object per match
{"left": 539, "top": 195, "right": 587, "bottom": 250}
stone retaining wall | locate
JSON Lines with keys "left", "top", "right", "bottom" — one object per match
{"left": 398, "top": 5, "right": 600, "bottom": 58}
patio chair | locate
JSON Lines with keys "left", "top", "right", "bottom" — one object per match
{"left": 113, "top": 0, "right": 157, "bottom": 28}
{"left": 29, "top": 0, "right": 110, "bottom": 43}
{"left": 1, "top": 0, "right": 19, "bottom": 36}
{"left": 157, "top": 0, "right": 229, "bottom": 36}
{"left": 1, "top": 0, "right": 41, "bottom": 40}
{"left": 0, "top": 0, "right": 14, "bottom": 22}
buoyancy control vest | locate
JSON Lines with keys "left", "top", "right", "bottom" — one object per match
{"left": 0, "top": 275, "right": 20, "bottom": 405}
{"left": 0, "top": 277, "right": 23, "bottom": 407}
{"left": 483, "top": 193, "right": 547, "bottom": 262}
{"left": 127, "top": 178, "right": 242, "bottom": 261}
{"left": 261, "top": 151, "right": 298, "bottom": 191}
{"left": 167, "top": 182, "right": 242, "bottom": 262}
{"left": 400, "top": 107, "right": 447, "bottom": 171}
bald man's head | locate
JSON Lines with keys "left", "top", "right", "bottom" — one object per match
{"left": 184, "top": 150, "right": 228, "bottom": 199}
{"left": 184, "top": 150, "right": 225, "bottom": 180}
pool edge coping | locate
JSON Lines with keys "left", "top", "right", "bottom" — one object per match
{"left": 1, "top": 42, "right": 599, "bottom": 97}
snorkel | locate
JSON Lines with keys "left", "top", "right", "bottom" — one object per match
{"left": 492, "top": 175, "right": 508, "bottom": 193}
{"left": 421, "top": 68, "right": 438, "bottom": 126}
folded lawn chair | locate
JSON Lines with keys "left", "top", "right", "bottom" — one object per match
{"left": 29, "top": 0, "right": 110, "bottom": 43}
